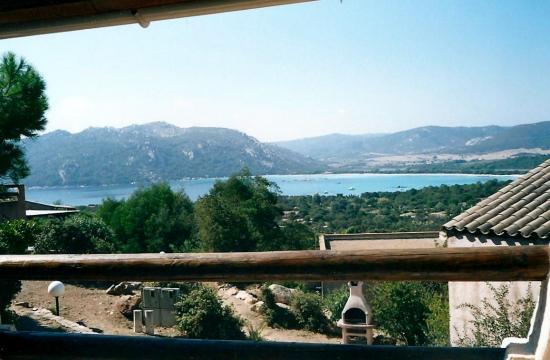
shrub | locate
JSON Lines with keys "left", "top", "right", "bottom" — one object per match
{"left": 260, "top": 286, "right": 296, "bottom": 329}
{"left": 370, "top": 282, "right": 431, "bottom": 345}
{"left": 34, "top": 214, "right": 115, "bottom": 254}
{"left": 0, "top": 219, "right": 38, "bottom": 321}
{"left": 246, "top": 323, "right": 265, "bottom": 341}
{"left": 455, "top": 283, "right": 535, "bottom": 347}
{"left": 290, "top": 291, "right": 329, "bottom": 333}
{"left": 175, "top": 285, "right": 245, "bottom": 340}
{"left": 323, "top": 285, "right": 348, "bottom": 322}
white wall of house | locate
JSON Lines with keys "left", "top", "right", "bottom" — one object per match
{"left": 448, "top": 232, "right": 544, "bottom": 345}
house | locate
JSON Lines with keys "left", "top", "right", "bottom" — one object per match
{"left": 443, "top": 159, "right": 550, "bottom": 345}
{"left": 0, "top": 185, "right": 78, "bottom": 220}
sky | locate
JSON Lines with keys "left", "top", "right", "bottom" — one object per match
{"left": 2, "top": 0, "right": 550, "bottom": 142}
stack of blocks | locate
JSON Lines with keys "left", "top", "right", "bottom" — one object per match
{"left": 136, "top": 287, "right": 180, "bottom": 333}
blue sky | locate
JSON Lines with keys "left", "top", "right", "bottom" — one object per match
{"left": 2, "top": 0, "right": 549, "bottom": 141}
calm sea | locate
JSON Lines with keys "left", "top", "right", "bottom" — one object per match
{"left": 25, "top": 173, "right": 517, "bottom": 206}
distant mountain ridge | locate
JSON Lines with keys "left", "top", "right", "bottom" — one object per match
{"left": 23, "top": 122, "right": 324, "bottom": 186}
{"left": 275, "top": 122, "right": 550, "bottom": 161}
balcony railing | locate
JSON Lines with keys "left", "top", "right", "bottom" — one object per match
{"left": 0, "top": 246, "right": 548, "bottom": 359}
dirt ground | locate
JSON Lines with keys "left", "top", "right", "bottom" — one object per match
{"left": 11, "top": 281, "right": 340, "bottom": 343}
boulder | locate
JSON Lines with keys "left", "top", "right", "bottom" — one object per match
{"left": 106, "top": 282, "right": 138, "bottom": 295}
{"left": 268, "top": 284, "right": 296, "bottom": 305}
{"left": 275, "top": 302, "right": 291, "bottom": 310}
{"left": 236, "top": 290, "right": 257, "bottom": 304}
{"left": 114, "top": 295, "right": 141, "bottom": 319}
{"left": 251, "top": 301, "right": 264, "bottom": 312}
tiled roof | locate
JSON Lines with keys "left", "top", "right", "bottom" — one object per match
{"left": 444, "top": 159, "right": 550, "bottom": 238}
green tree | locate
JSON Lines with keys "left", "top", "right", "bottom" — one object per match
{"left": 0, "top": 52, "right": 48, "bottom": 182}
{"left": 195, "top": 170, "right": 284, "bottom": 252}
{"left": 175, "top": 285, "right": 245, "bottom": 340}
{"left": 33, "top": 214, "right": 115, "bottom": 254}
{"left": 97, "top": 183, "right": 195, "bottom": 253}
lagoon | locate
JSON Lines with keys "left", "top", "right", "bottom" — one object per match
{"left": 25, "top": 173, "right": 517, "bottom": 206}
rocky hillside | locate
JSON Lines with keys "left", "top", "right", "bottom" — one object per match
{"left": 276, "top": 122, "right": 550, "bottom": 161}
{"left": 23, "top": 122, "right": 325, "bottom": 186}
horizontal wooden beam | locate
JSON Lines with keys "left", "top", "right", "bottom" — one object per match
{"left": 0, "top": 246, "right": 548, "bottom": 282}
{"left": 0, "top": 330, "right": 506, "bottom": 360}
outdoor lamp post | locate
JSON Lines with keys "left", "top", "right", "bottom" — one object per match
{"left": 47, "top": 281, "right": 65, "bottom": 316}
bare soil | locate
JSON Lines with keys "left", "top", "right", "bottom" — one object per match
{"left": 11, "top": 281, "right": 340, "bottom": 343}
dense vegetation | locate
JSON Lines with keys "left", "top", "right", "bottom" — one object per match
{"left": 279, "top": 179, "right": 508, "bottom": 234}
{"left": 366, "top": 155, "right": 550, "bottom": 175}
{"left": 97, "top": 183, "right": 196, "bottom": 253}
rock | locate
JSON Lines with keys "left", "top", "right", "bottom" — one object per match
{"left": 15, "top": 301, "right": 30, "bottom": 308}
{"left": 251, "top": 301, "right": 264, "bottom": 312}
{"left": 236, "top": 290, "right": 257, "bottom": 304}
{"left": 106, "top": 282, "right": 136, "bottom": 296}
{"left": 227, "top": 287, "right": 239, "bottom": 296}
{"left": 114, "top": 295, "right": 142, "bottom": 319}
{"left": 276, "top": 302, "right": 290, "bottom": 310}
{"left": 268, "top": 284, "right": 296, "bottom": 305}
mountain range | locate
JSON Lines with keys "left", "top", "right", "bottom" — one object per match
{"left": 275, "top": 121, "right": 550, "bottom": 161}
{"left": 23, "top": 122, "right": 323, "bottom": 186}
{"left": 22, "top": 121, "right": 550, "bottom": 186}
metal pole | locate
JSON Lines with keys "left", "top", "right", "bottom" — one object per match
{"left": 55, "top": 297, "right": 60, "bottom": 316}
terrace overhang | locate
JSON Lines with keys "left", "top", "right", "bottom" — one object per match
{"left": 0, "top": 0, "right": 315, "bottom": 40}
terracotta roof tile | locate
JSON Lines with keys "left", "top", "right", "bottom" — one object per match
{"left": 444, "top": 158, "right": 550, "bottom": 239}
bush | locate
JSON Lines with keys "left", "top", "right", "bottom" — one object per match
{"left": 370, "top": 282, "right": 431, "bottom": 345}
{"left": 34, "top": 214, "right": 115, "bottom": 254}
{"left": 290, "top": 291, "right": 329, "bottom": 333}
{"left": 0, "top": 219, "right": 38, "bottom": 321}
{"left": 175, "top": 285, "right": 245, "bottom": 340}
{"left": 324, "top": 286, "right": 348, "bottom": 322}
{"left": 260, "top": 286, "right": 296, "bottom": 329}
{"left": 455, "top": 283, "right": 535, "bottom": 347}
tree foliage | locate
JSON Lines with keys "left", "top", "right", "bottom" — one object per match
{"left": 33, "top": 214, "right": 115, "bottom": 254}
{"left": 97, "top": 183, "right": 195, "bottom": 253}
{"left": 195, "top": 170, "right": 287, "bottom": 252}
{"left": 0, "top": 52, "right": 48, "bottom": 182}
{"left": 279, "top": 180, "right": 508, "bottom": 234}
{"left": 175, "top": 285, "right": 245, "bottom": 340}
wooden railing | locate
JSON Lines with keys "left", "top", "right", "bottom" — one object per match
{"left": 1, "top": 246, "right": 547, "bottom": 359}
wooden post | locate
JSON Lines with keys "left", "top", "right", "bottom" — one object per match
{"left": 0, "top": 246, "right": 547, "bottom": 282}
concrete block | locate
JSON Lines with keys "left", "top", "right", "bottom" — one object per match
{"left": 160, "top": 309, "right": 176, "bottom": 327}
{"left": 144, "top": 310, "right": 155, "bottom": 335}
{"left": 142, "top": 287, "right": 161, "bottom": 309}
{"left": 160, "top": 288, "right": 180, "bottom": 310}
{"left": 133, "top": 310, "right": 143, "bottom": 333}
